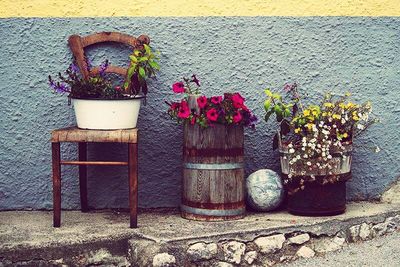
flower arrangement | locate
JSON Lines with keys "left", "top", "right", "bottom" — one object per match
{"left": 167, "top": 75, "right": 257, "bottom": 128}
{"left": 49, "top": 44, "right": 159, "bottom": 100}
{"left": 264, "top": 83, "right": 377, "bottom": 193}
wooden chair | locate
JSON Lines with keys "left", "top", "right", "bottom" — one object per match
{"left": 51, "top": 32, "right": 150, "bottom": 228}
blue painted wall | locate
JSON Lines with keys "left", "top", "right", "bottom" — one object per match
{"left": 0, "top": 17, "right": 399, "bottom": 210}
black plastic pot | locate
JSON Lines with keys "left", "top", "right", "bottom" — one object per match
{"left": 287, "top": 174, "right": 350, "bottom": 216}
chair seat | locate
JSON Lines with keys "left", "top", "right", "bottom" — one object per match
{"left": 51, "top": 127, "right": 138, "bottom": 143}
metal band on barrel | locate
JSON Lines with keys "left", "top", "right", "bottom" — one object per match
{"left": 181, "top": 204, "right": 245, "bottom": 216}
{"left": 184, "top": 162, "right": 244, "bottom": 170}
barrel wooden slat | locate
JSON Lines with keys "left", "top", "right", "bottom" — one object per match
{"left": 182, "top": 123, "right": 245, "bottom": 221}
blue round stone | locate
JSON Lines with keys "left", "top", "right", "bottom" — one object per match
{"left": 246, "top": 169, "right": 285, "bottom": 211}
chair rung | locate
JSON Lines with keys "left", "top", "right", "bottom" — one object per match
{"left": 61, "top": 161, "right": 128, "bottom": 166}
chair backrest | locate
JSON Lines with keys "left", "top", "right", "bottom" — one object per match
{"left": 68, "top": 32, "right": 150, "bottom": 92}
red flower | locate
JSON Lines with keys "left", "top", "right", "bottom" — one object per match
{"left": 233, "top": 111, "right": 242, "bottom": 123}
{"left": 211, "top": 96, "right": 222, "bottom": 105}
{"left": 206, "top": 108, "right": 219, "bottom": 121}
{"left": 172, "top": 82, "right": 185, "bottom": 93}
{"left": 178, "top": 101, "right": 190, "bottom": 118}
{"left": 232, "top": 93, "right": 245, "bottom": 108}
{"left": 197, "top": 96, "right": 208, "bottom": 109}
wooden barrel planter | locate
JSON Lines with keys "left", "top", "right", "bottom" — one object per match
{"left": 181, "top": 123, "right": 245, "bottom": 221}
{"left": 279, "top": 142, "right": 353, "bottom": 216}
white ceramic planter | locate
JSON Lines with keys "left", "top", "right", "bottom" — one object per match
{"left": 72, "top": 97, "right": 142, "bottom": 130}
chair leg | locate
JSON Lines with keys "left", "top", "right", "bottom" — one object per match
{"left": 52, "top": 142, "right": 61, "bottom": 227}
{"left": 128, "top": 143, "right": 138, "bottom": 228}
{"left": 78, "top": 142, "right": 88, "bottom": 212}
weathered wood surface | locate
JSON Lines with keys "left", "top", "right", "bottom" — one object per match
{"left": 52, "top": 142, "right": 61, "bottom": 227}
{"left": 68, "top": 31, "right": 150, "bottom": 93}
{"left": 51, "top": 127, "right": 137, "bottom": 143}
{"left": 128, "top": 143, "right": 139, "bottom": 228}
{"left": 182, "top": 123, "right": 245, "bottom": 221}
{"left": 78, "top": 142, "right": 88, "bottom": 212}
{"left": 61, "top": 161, "right": 129, "bottom": 166}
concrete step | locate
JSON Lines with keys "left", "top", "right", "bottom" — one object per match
{"left": 0, "top": 202, "right": 399, "bottom": 266}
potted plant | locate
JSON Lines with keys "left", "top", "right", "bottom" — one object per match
{"left": 263, "top": 83, "right": 376, "bottom": 215}
{"left": 48, "top": 44, "right": 160, "bottom": 130}
{"left": 166, "top": 75, "right": 258, "bottom": 221}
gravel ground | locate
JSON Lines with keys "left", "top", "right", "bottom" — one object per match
{"left": 280, "top": 231, "right": 400, "bottom": 267}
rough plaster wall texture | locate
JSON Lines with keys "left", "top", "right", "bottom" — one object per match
{"left": 0, "top": 17, "right": 399, "bottom": 210}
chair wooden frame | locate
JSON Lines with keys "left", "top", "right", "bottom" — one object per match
{"left": 51, "top": 32, "right": 149, "bottom": 228}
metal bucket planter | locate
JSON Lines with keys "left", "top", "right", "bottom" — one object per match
{"left": 181, "top": 123, "right": 246, "bottom": 221}
{"left": 72, "top": 96, "right": 143, "bottom": 130}
{"left": 280, "top": 142, "right": 353, "bottom": 216}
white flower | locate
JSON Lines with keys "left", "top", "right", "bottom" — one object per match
{"left": 296, "top": 155, "right": 301, "bottom": 160}
{"left": 327, "top": 155, "right": 332, "bottom": 159}
{"left": 303, "top": 154, "right": 308, "bottom": 158}
{"left": 288, "top": 143, "right": 293, "bottom": 148}
{"left": 341, "top": 118, "right": 346, "bottom": 124}
{"left": 289, "top": 148, "right": 295, "bottom": 154}
{"left": 306, "top": 161, "right": 312, "bottom": 166}
{"left": 357, "top": 124, "right": 365, "bottom": 130}
{"left": 375, "top": 146, "right": 381, "bottom": 153}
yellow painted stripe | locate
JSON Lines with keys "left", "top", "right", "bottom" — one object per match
{"left": 1, "top": 0, "right": 400, "bottom": 17}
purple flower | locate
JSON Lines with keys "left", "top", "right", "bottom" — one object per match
{"left": 191, "top": 74, "right": 200, "bottom": 87}
{"left": 69, "top": 63, "right": 80, "bottom": 74}
{"left": 99, "top": 59, "right": 109, "bottom": 77}
{"left": 84, "top": 57, "right": 92, "bottom": 72}
{"left": 49, "top": 76, "right": 70, "bottom": 94}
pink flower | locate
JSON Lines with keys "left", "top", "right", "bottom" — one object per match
{"left": 190, "top": 116, "right": 196, "bottom": 125}
{"left": 172, "top": 82, "right": 185, "bottom": 93}
{"left": 115, "top": 86, "right": 121, "bottom": 91}
{"left": 197, "top": 96, "right": 208, "bottom": 109}
{"left": 232, "top": 93, "right": 245, "bottom": 109}
{"left": 233, "top": 111, "right": 242, "bottom": 123}
{"left": 211, "top": 96, "right": 222, "bottom": 105}
{"left": 178, "top": 101, "right": 190, "bottom": 119}
{"left": 206, "top": 108, "right": 219, "bottom": 122}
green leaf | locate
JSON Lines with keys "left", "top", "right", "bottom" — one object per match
{"left": 283, "top": 108, "right": 291, "bottom": 117}
{"left": 149, "top": 61, "right": 160, "bottom": 70}
{"left": 138, "top": 56, "right": 149, "bottom": 62}
{"left": 138, "top": 67, "right": 146, "bottom": 78}
{"left": 264, "top": 89, "right": 272, "bottom": 97}
{"left": 272, "top": 93, "right": 282, "bottom": 100}
{"left": 144, "top": 44, "right": 151, "bottom": 55}
{"left": 264, "top": 110, "right": 274, "bottom": 122}
{"left": 264, "top": 99, "right": 271, "bottom": 112}
{"left": 129, "top": 55, "right": 138, "bottom": 63}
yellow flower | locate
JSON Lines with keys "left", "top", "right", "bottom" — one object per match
{"left": 306, "top": 123, "right": 314, "bottom": 131}
{"left": 339, "top": 103, "right": 346, "bottom": 109}
{"left": 324, "top": 102, "right": 333, "bottom": 108}
{"left": 303, "top": 109, "right": 310, "bottom": 116}
{"left": 353, "top": 115, "right": 359, "bottom": 121}
{"left": 346, "top": 102, "right": 354, "bottom": 109}
{"left": 322, "top": 112, "right": 327, "bottom": 117}
{"left": 343, "top": 132, "right": 348, "bottom": 138}
{"left": 295, "top": 128, "right": 301, "bottom": 133}
{"left": 345, "top": 92, "right": 351, "bottom": 96}
{"left": 332, "top": 114, "right": 341, "bottom": 120}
